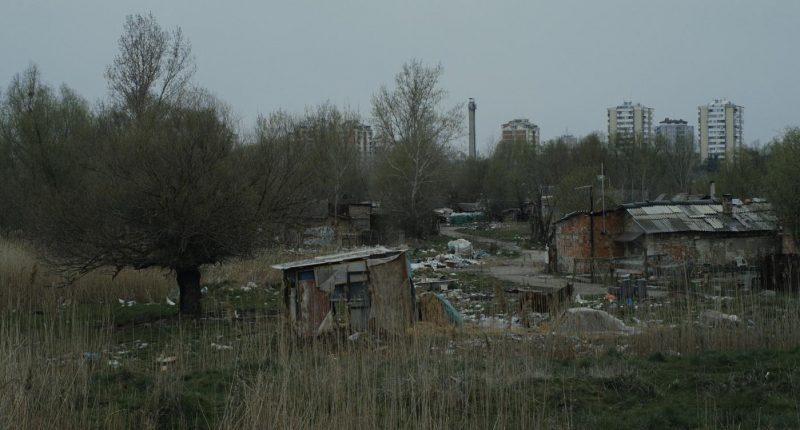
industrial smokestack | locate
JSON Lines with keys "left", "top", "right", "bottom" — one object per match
{"left": 468, "top": 98, "right": 476, "bottom": 158}
{"left": 709, "top": 181, "right": 716, "bottom": 199}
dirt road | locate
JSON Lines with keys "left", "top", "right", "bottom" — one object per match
{"left": 440, "top": 227, "right": 608, "bottom": 296}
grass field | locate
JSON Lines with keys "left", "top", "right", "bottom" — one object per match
{"left": 2, "top": 238, "right": 800, "bottom": 429}
{"left": 454, "top": 222, "right": 539, "bottom": 249}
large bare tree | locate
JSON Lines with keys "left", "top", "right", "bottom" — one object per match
{"left": 371, "top": 60, "right": 462, "bottom": 237}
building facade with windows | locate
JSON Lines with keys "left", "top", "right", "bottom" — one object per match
{"left": 698, "top": 99, "right": 743, "bottom": 162}
{"left": 501, "top": 118, "right": 540, "bottom": 145}
{"left": 655, "top": 118, "right": 695, "bottom": 149}
{"left": 607, "top": 101, "right": 654, "bottom": 144}
{"left": 350, "top": 124, "right": 375, "bottom": 160}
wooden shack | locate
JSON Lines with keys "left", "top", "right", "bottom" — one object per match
{"left": 271, "top": 247, "right": 415, "bottom": 336}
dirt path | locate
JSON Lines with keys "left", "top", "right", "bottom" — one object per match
{"left": 440, "top": 227, "right": 608, "bottom": 296}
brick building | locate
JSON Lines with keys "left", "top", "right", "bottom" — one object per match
{"left": 554, "top": 197, "right": 779, "bottom": 274}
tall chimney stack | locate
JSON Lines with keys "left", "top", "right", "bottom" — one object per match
{"left": 709, "top": 181, "right": 716, "bottom": 199}
{"left": 468, "top": 98, "right": 476, "bottom": 158}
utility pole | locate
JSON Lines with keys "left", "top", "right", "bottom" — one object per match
{"left": 575, "top": 185, "right": 595, "bottom": 282}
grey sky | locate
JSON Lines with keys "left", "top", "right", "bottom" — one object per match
{"left": 2, "top": 0, "right": 798, "bottom": 155}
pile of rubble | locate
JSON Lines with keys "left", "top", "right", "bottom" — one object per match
{"left": 410, "top": 239, "right": 487, "bottom": 270}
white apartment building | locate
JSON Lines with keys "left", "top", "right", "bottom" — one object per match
{"left": 698, "top": 99, "right": 743, "bottom": 162}
{"left": 351, "top": 124, "right": 375, "bottom": 161}
{"left": 501, "top": 119, "right": 540, "bottom": 145}
{"left": 607, "top": 101, "right": 654, "bottom": 143}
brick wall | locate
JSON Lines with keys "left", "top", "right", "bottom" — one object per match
{"left": 643, "top": 233, "right": 778, "bottom": 265}
{"left": 554, "top": 211, "right": 625, "bottom": 273}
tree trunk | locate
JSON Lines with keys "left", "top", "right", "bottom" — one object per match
{"left": 177, "top": 267, "right": 202, "bottom": 316}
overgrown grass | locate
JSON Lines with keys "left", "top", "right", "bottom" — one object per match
{"left": 3, "top": 238, "right": 800, "bottom": 428}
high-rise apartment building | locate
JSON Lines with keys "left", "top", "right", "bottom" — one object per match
{"left": 557, "top": 134, "right": 579, "bottom": 146}
{"left": 350, "top": 124, "right": 375, "bottom": 160}
{"left": 698, "top": 99, "right": 743, "bottom": 161}
{"left": 655, "top": 118, "right": 694, "bottom": 149}
{"left": 501, "top": 119, "right": 539, "bottom": 145}
{"left": 607, "top": 101, "right": 654, "bottom": 143}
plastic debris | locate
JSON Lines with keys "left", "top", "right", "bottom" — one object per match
{"left": 167, "top": 287, "right": 180, "bottom": 305}
{"left": 700, "top": 310, "right": 739, "bottom": 325}
{"left": 557, "top": 308, "right": 633, "bottom": 334}
{"left": 82, "top": 352, "right": 101, "bottom": 362}
{"left": 211, "top": 343, "right": 233, "bottom": 351}
{"left": 447, "top": 238, "right": 473, "bottom": 257}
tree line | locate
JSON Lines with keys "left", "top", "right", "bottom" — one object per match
{"left": 1, "top": 13, "right": 798, "bottom": 314}
{"left": 449, "top": 128, "right": 800, "bottom": 245}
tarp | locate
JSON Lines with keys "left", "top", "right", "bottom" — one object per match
{"left": 448, "top": 212, "right": 484, "bottom": 225}
{"left": 367, "top": 254, "right": 415, "bottom": 334}
{"left": 418, "top": 292, "right": 463, "bottom": 329}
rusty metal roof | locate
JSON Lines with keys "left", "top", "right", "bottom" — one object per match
{"left": 625, "top": 202, "right": 777, "bottom": 235}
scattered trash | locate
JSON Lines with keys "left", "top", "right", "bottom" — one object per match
{"left": 107, "top": 359, "right": 121, "bottom": 368}
{"left": 700, "top": 310, "right": 739, "bottom": 325}
{"left": 82, "top": 352, "right": 100, "bottom": 362}
{"left": 211, "top": 343, "right": 233, "bottom": 351}
{"left": 303, "top": 226, "right": 335, "bottom": 246}
{"left": 240, "top": 281, "right": 257, "bottom": 292}
{"left": 415, "top": 278, "right": 454, "bottom": 291}
{"left": 155, "top": 356, "right": 177, "bottom": 364}
{"left": 557, "top": 308, "right": 633, "bottom": 334}
{"left": 348, "top": 332, "right": 361, "bottom": 342}
{"left": 447, "top": 239, "right": 473, "bottom": 257}
{"left": 167, "top": 287, "right": 180, "bottom": 305}
{"left": 447, "top": 212, "right": 484, "bottom": 225}
{"left": 117, "top": 299, "right": 137, "bottom": 307}
{"left": 478, "top": 315, "right": 520, "bottom": 329}
{"left": 412, "top": 253, "right": 481, "bottom": 270}
{"left": 201, "top": 286, "right": 209, "bottom": 295}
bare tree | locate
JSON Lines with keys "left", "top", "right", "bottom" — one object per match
{"left": 105, "top": 13, "right": 194, "bottom": 118}
{"left": 371, "top": 60, "right": 462, "bottom": 236}
{"left": 658, "top": 134, "right": 698, "bottom": 194}
{"left": 303, "top": 103, "right": 364, "bottom": 225}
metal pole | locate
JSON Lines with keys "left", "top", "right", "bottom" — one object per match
{"left": 589, "top": 185, "right": 595, "bottom": 283}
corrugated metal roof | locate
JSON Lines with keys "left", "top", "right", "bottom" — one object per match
{"left": 625, "top": 202, "right": 776, "bottom": 235}
{"left": 271, "top": 247, "right": 405, "bottom": 270}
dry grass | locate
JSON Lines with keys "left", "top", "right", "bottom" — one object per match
{"left": 2, "top": 238, "right": 800, "bottom": 428}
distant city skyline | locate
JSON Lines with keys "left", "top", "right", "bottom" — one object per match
{"left": 2, "top": 1, "right": 798, "bottom": 156}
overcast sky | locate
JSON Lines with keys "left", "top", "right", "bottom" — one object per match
{"left": 2, "top": 0, "right": 798, "bottom": 155}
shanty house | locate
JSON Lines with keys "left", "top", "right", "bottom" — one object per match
{"left": 271, "top": 247, "right": 415, "bottom": 336}
{"left": 554, "top": 197, "right": 780, "bottom": 273}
